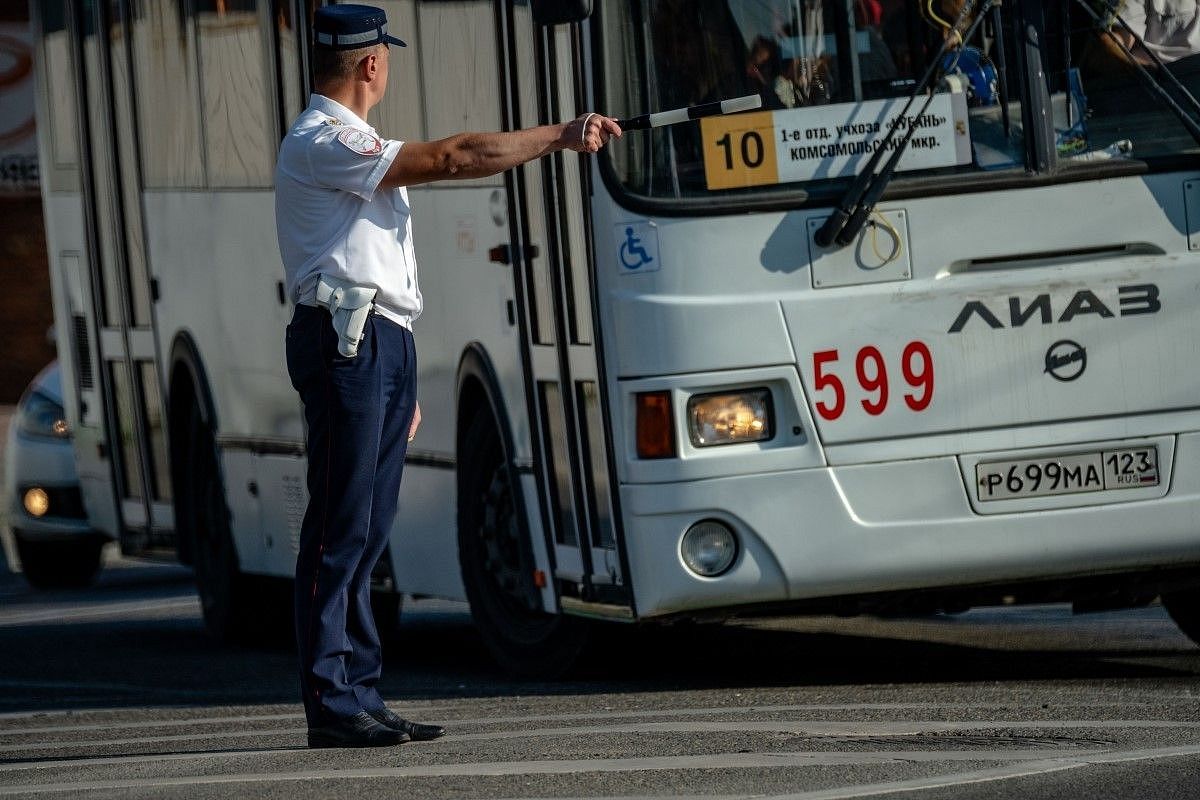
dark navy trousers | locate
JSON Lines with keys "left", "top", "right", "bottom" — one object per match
{"left": 285, "top": 304, "right": 417, "bottom": 726}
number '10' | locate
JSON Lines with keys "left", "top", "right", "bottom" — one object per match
{"left": 715, "top": 131, "right": 764, "bottom": 169}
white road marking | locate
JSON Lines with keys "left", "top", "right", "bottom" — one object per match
{"left": 0, "top": 728, "right": 300, "bottom": 753}
{"left": 754, "top": 743, "right": 1200, "bottom": 799}
{"left": 0, "top": 706, "right": 485, "bottom": 737}
{"left": 2, "top": 697, "right": 1192, "bottom": 736}
{"left": 3, "top": 744, "right": 1200, "bottom": 796}
{"left": 442, "top": 718, "right": 1193, "bottom": 742}
{"left": 0, "top": 718, "right": 1193, "bottom": 762}
{"left": 0, "top": 703, "right": 942, "bottom": 736}
{"left": 0, "top": 597, "right": 198, "bottom": 626}
{"left": 0, "top": 712, "right": 306, "bottom": 737}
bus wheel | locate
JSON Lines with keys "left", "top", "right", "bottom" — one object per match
{"left": 1162, "top": 589, "right": 1200, "bottom": 647}
{"left": 371, "top": 591, "right": 402, "bottom": 644}
{"left": 458, "top": 412, "right": 587, "bottom": 678}
{"left": 182, "top": 403, "right": 256, "bottom": 643}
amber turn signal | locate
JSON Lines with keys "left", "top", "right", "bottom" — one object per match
{"left": 636, "top": 391, "right": 676, "bottom": 459}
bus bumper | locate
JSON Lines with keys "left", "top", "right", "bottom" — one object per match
{"left": 621, "top": 432, "right": 1200, "bottom": 618}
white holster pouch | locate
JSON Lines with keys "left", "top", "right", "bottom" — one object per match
{"left": 315, "top": 275, "right": 377, "bottom": 358}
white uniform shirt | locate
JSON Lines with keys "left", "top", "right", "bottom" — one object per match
{"left": 275, "top": 94, "right": 421, "bottom": 327}
{"left": 1124, "top": 0, "right": 1200, "bottom": 63}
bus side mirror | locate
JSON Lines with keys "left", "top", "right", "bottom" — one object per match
{"left": 531, "top": 0, "right": 592, "bottom": 25}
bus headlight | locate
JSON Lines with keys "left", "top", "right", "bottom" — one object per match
{"left": 681, "top": 520, "right": 738, "bottom": 577}
{"left": 687, "top": 388, "right": 772, "bottom": 447}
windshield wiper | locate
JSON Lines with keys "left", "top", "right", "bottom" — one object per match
{"left": 814, "top": 0, "right": 997, "bottom": 249}
{"left": 1074, "top": 0, "right": 1200, "bottom": 147}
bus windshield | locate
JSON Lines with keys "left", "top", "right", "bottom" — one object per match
{"left": 600, "top": 1, "right": 1200, "bottom": 204}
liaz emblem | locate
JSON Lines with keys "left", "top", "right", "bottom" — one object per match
{"left": 1044, "top": 340, "right": 1086, "bottom": 382}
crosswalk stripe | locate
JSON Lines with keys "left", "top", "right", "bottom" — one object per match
{"left": 3, "top": 744, "right": 1200, "bottom": 796}
{"left": 0, "top": 597, "right": 198, "bottom": 626}
{"left": 0, "top": 718, "right": 1191, "bottom": 759}
{"left": 0, "top": 697, "right": 1189, "bottom": 736}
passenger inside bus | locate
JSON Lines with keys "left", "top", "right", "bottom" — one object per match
{"left": 650, "top": 0, "right": 744, "bottom": 109}
{"left": 1100, "top": 0, "right": 1200, "bottom": 65}
{"left": 745, "top": 34, "right": 787, "bottom": 108}
{"left": 1071, "top": 0, "right": 1200, "bottom": 159}
{"left": 636, "top": 0, "right": 1014, "bottom": 195}
{"left": 856, "top": 0, "right": 899, "bottom": 97}
{"left": 612, "top": 0, "right": 1200, "bottom": 199}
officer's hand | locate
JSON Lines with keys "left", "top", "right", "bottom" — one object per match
{"left": 563, "top": 113, "right": 622, "bottom": 154}
{"left": 408, "top": 402, "right": 421, "bottom": 443}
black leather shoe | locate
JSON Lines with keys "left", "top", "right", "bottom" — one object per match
{"left": 307, "top": 711, "right": 412, "bottom": 748}
{"left": 367, "top": 706, "right": 446, "bottom": 741}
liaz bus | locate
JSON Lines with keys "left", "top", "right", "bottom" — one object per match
{"left": 31, "top": 0, "right": 1200, "bottom": 674}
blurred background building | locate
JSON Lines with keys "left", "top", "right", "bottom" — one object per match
{"left": 0, "top": 3, "right": 53, "bottom": 403}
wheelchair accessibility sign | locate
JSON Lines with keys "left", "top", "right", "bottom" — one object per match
{"left": 614, "top": 221, "right": 660, "bottom": 274}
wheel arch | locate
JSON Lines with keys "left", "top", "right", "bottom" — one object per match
{"left": 167, "top": 331, "right": 220, "bottom": 566}
{"left": 456, "top": 342, "right": 518, "bottom": 469}
{"left": 455, "top": 341, "right": 547, "bottom": 606}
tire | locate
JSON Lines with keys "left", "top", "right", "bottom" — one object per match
{"left": 1162, "top": 588, "right": 1200, "bottom": 647}
{"left": 14, "top": 534, "right": 104, "bottom": 590}
{"left": 371, "top": 591, "right": 403, "bottom": 644}
{"left": 179, "top": 401, "right": 261, "bottom": 643}
{"left": 458, "top": 411, "right": 588, "bottom": 678}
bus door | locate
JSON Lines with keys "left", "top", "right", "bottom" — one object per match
{"left": 497, "top": 1, "right": 632, "bottom": 616}
{"left": 72, "top": 0, "right": 172, "bottom": 552}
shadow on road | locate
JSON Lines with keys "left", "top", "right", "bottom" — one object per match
{"left": 2, "top": 578, "right": 1198, "bottom": 717}
{"left": 1, "top": 553, "right": 1197, "bottom": 716}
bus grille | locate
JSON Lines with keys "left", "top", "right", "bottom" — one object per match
{"left": 283, "top": 473, "right": 304, "bottom": 554}
{"left": 72, "top": 314, "right": 93, "bottom": 389}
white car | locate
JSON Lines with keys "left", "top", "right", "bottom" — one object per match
{"left": 4, "top": 362, "right": 109, "bottom": 588}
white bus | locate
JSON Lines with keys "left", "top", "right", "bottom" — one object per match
{"left": 31, "top": 0, "right": 1200, "bottom": 673}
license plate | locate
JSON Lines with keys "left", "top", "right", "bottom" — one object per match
{"left": 975, "top": 446, "right": 1160, "bottom": 502}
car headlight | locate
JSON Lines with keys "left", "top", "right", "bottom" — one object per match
{"left": 23, "top": 488, "right": 50, "bottom": 517}
{"left": 18, "top": 390, "right": 70, "bottom": 440}
{"left": 687, "top": 388, "right": 772, "bottom": 447}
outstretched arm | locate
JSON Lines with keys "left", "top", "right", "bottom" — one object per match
{"left": 379, "top": 113, "right": 621, "bottom": 189}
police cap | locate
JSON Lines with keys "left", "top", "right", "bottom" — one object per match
{"left": 313, "top": 4, "right": 407, "bottom": 50}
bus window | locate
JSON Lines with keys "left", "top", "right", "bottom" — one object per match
{"left": 108, "top": 362, "right": 145, "bottom": 502}
{"left": 131, "top": 0, "right": 205, "bottom": 188}
{"left": 1062, "top": 1, "right": 1200, "bottom": 165}
{"left": 35, "top": 0, "right": 80, "bottom": 192}
{"left": 601, "top": 0, "right": 1028, "bottom": 200}
{"left": 195, "top": 0, "right": 275, "bottom": 187}
{"left": 275, "top": 0, "right": 305, "bottom": 129}
{"left": 138, "top": 361, "right": 171, "bottom": 502}
{"left": 370, "top": 1, "right": 424, "bottom": 143}
{"left": 106, "top": 0, "right": 154, "bottom": 328}
{"left": 415, "top": 0, "right": 502, "bottom": 186}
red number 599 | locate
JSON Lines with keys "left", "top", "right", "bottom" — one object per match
{"left": 812, "top": 342, "right": 934, "bottom": 422}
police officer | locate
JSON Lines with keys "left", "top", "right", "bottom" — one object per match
{"left": 276, "top": 4, "right": 620, "bottom": 748}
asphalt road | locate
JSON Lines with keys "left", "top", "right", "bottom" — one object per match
{"left": 1, "top": 555, "right": 1199, "bottom": 799}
